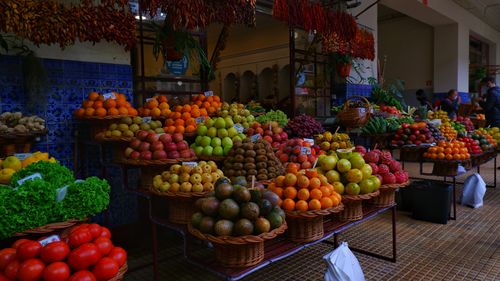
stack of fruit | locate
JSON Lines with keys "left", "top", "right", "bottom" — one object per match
{"left": 450, "top": 121, "right": 466, "bottom": 135}
{"left": 191, "top": 179, "right": 286, "bottom": 236}
{"left": 362, "top": 150, "right": 409, "bottom": 185}
{"left": 0, "top": 153, "right": 57, "bottom": 184}
{"left": 427, "top": 110, "right": 449, "bottom": 122}
{"left": 275, "top": 138, "right": 322, "bottom": 170}
{"left": 423, "top": 140, "right": 470, "bottom": 160}
{"left": 426, "top": 122, "right": 446, "bottom": 141}
{"left": 486, "top": 127, "right": 500, "bottom": 146}
{"left": 268, "top": 167, "right": 342, "bottom": 212}
{"left": 137, "top": 96, "right": 171, "bottom": 118}
{"left": 216, "top": 102, "right": 255, "bottom": 130}
{"left": 192, "top": 117, "right": 246, "bottom": 157}
{"left": 255, "top": 110, "right": 289, "bottom": 127}
{"left": 439, "top": 123, "right": 458, "bottom": 140}
{"left": 315, "top": 131, "right": 353, "bottom": 152}
{"left": 152, "top": 162, "right": 223, "bottom": 193}
{"left": 192, "top": 94, "right": 223, "bottom": 116}
{"left": 378, "top": 105, "right": 401, "bottom": 116}
{"left": 0, "top": 112, "right": 46, "bottom": 135}
{"left": 391, "top": 122, "right": 435, "bottom": 146}
{"left": 0, "top": 224, "right": 127, "bottom": 281}
{"left": 245, "top": 121, "right": 289, "bottom": 149}
{"left": 74, "top": 92, "right": 137, "bottom": 118}
{"left": 456, "top": 116, "right": 475, "bottom": 132}
{"left": 475, "top": 128, "right": 498, "bottom": 148}
{"left": 124, "top": 131, "right": 195, "bottom": 161}
{"left": 102, "top": 117, "right": 164, "bottom": 139}
{"left": 223, "top": 139, "right": 284, "bottom": 182}
{"left": 457, "top": 136, "right": 484, "bottom": 155}
{"left": 284, "top": 114, "right": 324, "bottom": 138}
{"left": 245, "top": 101, "right": 266, "bottom": 116}
{"left": 164, "top": 104, "right": 208, "bottom": 134}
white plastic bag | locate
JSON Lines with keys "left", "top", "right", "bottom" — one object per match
{"left": 460, "top": 173, "right": 486, "bottom": 208}
{"left": 323, "top": 242, "right": 365, "bottom": 281}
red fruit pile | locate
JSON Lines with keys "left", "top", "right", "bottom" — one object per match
{"left": 456, "top": 116, "right": 474, "bottom": 132}
{"left": 457, "top": 136, "right": 483, "bottom": 155}
{"left": 275, "top": 138, "right": 323, "bottom": 170}
{"left": 363, "top": 149, "right": 408, "bottom": 185}
{"left": 284, "top": 114, "right": 324, "bottom": 138}
{"left": 379, "top": 105, "right": 401, "bottom": 116}
{"left": 246, "top": 121, "right": 288, "bottom": 149}
{"left": 125, "top": 131, "right": 195, "bottom": 160}
{"left": 0, "top": 224, "right": 127, "bottom": 281}
{"left": 392, "top": 122, "right": 435, "bottom": 146}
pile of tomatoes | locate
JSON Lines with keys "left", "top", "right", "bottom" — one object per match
{"left": 0, "top": 224, "right": 127, "bottom": 281}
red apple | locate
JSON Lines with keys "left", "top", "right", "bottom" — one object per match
{"left": 280, "top": 132, "right": 288, "bottom": 140}
{"left": 176, "top": 141, "right": 188, "bottom": 151}
{"left": 180, "top": 149, "right": 192, "bottom": 158}
{"left": 255, "top": 127, "right": 264, "bottom": 135}
{"left": 272, "top": 134, "right": 281, "bottom": 142}
{"left": 146, "top": 132, "right": 158, "bottom": 143}
{"left": 172, "top": 133, "right": 183, "bottom": 143}
{"left": 136, "top": 130, "right": 149, "bottom": 141}
{"left": 153, "top": 150, "right": 168, "bottom": 160}
{"left": 151, "top": 141, "right": 164, "bottom": 151}
{"left": 246, "top": 128, "right": 255, "bottom": 136}
{"left": 263, "top": 135, "right": 273, "bottom": 143}
{"left": 307, "top": 154, "right": 316, "bottom": 163}
{"left": 140, "top": 151, "right": 152, "bottom": 160}
{"left": 130, "top": 151, "right": 140, "bottom": 159}
{"left": 138, "top": 142, "right": 151, "bottom": 152}
{"left": 301, "top": 161, "right": 312, "bottom": 169}
{"left": 168, "top": 151, "right": 180, "bottom": 159}
{"left": 130, "top": 139, "right": 141, "bottom": 150}
{"left": 165, "top": 142, "right": 177, "bottom": 152}
{"left": 264, "top": 129, "right": 272, "bottom": 136}
{"left": 297, "top": 154, "right": 307, "bottom": 163}
{"left": 279, "top": 154, "right": 289, "bottom": 163}
{"left": 159, "top": 133, "right": 172, "bottom": 144}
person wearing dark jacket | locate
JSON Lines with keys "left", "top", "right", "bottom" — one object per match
{"left": 441, "top": 89, "right": 460, "bottom": 120}
{"left": 479, "top": 77, "right": 500, "bottom": 127}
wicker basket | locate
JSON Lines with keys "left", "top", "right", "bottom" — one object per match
{"left": 109, "top": 263, "right": 128, "bottom": 281}
{"left": 337, "top": 96, "right": 371, "bottom": 128}
{"left": 425, "top": 158, "right": 471, "bottom": 177}
{"left": 13, "top": 219, "right": 87, "bottom": 237}
{"left": 150, "top": 189, "right": 209, "bottom": 224}
{"left": 79, "top": 116, "right": 130, "bottom": 139}
{"left": 285, "top": 204, "right": 344, "bottom": 243}
{"left": 196, "top": 155, "right": 226, "bottom": 162}
{"left": 188, "top": 222, "right": 287, "bottom": 267}
{"left": 368, "top": 181, "right": 410, "bottom": 208}
{"left": 94, "top": 132, "right": 133, "bottom": 143}
{"left": 399, "top": 145, "right": 429, "bottom": 162}
{"left": 0, "top": 130, "right": 47, "bottom": 157}
{"left": 337, "top": 191, "right": 380, "bottom": 222}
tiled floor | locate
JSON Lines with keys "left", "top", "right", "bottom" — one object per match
{"left": 123, "top": 156, "right": 499, "bottom": 281}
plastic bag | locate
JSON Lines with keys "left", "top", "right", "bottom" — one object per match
{"left": 460, "top": 173, "right": 486, "bottom": 208}
{"left": 323, "top": 242, "right": 365, "bottom": 281}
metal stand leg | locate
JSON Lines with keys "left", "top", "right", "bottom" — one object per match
{"left": 334, "top": 233, "right": 338, "bottom": 248}
{"left": 450, "top": 177, "right": 456, "bottom": 220}
{"left": 152, "top": 221, "right": 159, "bottom": 281}
{"left": 391, "top": 206, "right": 397, "bottom": 262}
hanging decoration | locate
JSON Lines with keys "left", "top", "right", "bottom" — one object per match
{"left": 0, "top": 0, "right": 136, "bottom": 50}
{"left": 138, "top": 0, "right": 257, "bottom": 30}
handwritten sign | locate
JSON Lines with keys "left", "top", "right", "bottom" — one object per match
{"left": 17, "top": 173, "right": 42, "bottom": 185}
{"left": 195, "top": 116, "right": 206, "bottom": 124}
{"left": 56, "top": 186, "right": 68, "bottom": 203}
{"left": 204, "top": 91, "right": 214, "bottom": 97}
{"left": 39, "top": 235, "right": 61, "bottom": 247}
{"left": 146, "top": 98, "right": 154, "bottom": 102}
{"left": 14, "top": 153, "right": 32, "bottom": 160}
{"left": 250, "top": 134, "right": 262, "bottom": 142}
{"left": 103, "top": 92, "right": 116, "bottom": 100}
{"left": 303, "top": 138, "right": 314, "bottom": 146}
{"left": 142, "top": 117, "right": 152, "bottom": 123}
{"left": 233, "top": 124, "right": 244, "bottom": 133}
{"left": 182, "top": 162, "right": 198, "bottom": 168}
{"left": 300, "top": 147, "right": 312, "bottom": 155}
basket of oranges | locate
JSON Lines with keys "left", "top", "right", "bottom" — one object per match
{"left": 423, "top": 140, "right": 472, "bottom": 176}
{"left": 267, "top": 168, "right": 343, "bottom": 242}
{"left": 137, "top": 95, "right": 171, "bottom": 119}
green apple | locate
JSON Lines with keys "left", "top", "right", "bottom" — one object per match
{"left": 217, "top": 128, "right": 228, "bottom": 138}
{"left": 214, "top": 117, "right": 226, "bottom": 129}
{"left": 223, "top": 145, "right": 232, "bottom": 156}
{"left": 346, "top": 169, "right": 363, "bottom": 183}
{"left": 319, "top": 155, "right": 337, "bottom": 171}
{"left": 206, "top": 118, "right": 215, "bottom": 128}
{"left": 360, "top": 164, "right": 372, "bottom": 180}
{"left": 337, "top": 159, "right": 352, "bottom": 173}
{"left": 200, "top": 136, "right": 212, "bottom": 147}
{"left": 194, "top": 146, "right": 204, "bottom": 156}
{"left": 345, "top": 183, "right": 360, "bottom": 195}
{"left": 195, "top": 135, "right": 203, "bottom": 146}
{"left": 359, "top": 179, "right": 374, "bottom": 194}
{"left": 220, "top": 110, "right": 229, "bottom": 117}
{"left": 237, "top": 133, "right": 246, "bottom": 140}
{"left": 350, "top": 155, "right": 365, "bottom": 169}
{"left": 207, "top": 127, "right": 217, "bottom": 138}
{"left": 213, "top": 146, "right": 224, "bottom": 156}
{"left": 246, "top": 115, "right": 255, "bottom": 123}
{"left": 232, "top": 136, "right": 243, "bottom": 143}
{"left": 211, "top": 137, "right": 222, "bottom": 147}
{"left": 332, "top": 182, "right": 344, "bottom": 195}
{"left": 368, "top": 176, "right": 381, "bottom": 191}
{"left": 224, "top": 117, "right": 234, "bottom": 128}
{"left": 159, "top": 182, "right": 171, "bottom": 192}
{"left": 197, "top": 124, "right": 208, "bottom": 136}
{"left": 202, "top": 146, "right": 213, "bottom": 156}
{"left": 222, "top": 137, "right": 233, "bottom": 148}
{"left": 325, "top": 170, "right": 340, "bottom": 183}
{"left": 227, "top": 127, "right": 237, "bottom": 138}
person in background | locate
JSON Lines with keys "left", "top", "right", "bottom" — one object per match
{"left": 479, "top": 77, "right": 500, "bottom": 127}
{"left": 440, "top": 89, "right": 461, "bottom": 120}
{"left": 416, "top": 89, "right": 433, "bottom": 110}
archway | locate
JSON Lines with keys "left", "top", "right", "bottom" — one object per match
{"left": 223, "top": 73, "right": 238, "bottom": 102}
{"left": 240, "top": 70, "right": 256, "bottom": 102}
{"left": 258, "top": 67, "right": 274, "bottom": 100}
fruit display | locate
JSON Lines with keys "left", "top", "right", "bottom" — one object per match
{"left": 164, "top": 103, "right": 209, "bottom": 134}
{"left": 275, "top": 138, "right": 322, "bottom": 169}
{"left": 192, "top": 93, "right": 223, "bottom": 116}
{"left": 456, "top": 116, "right": 474, "bottom": 132}
{"left": 378, "top": 105, "right": 401, "bottom": 116}
{"left": 191, "top": 179, "right": 286, "bottom": 236}
{"left": 486, "top": 127, "right": 500, "bottom": 146}
{"left": 426, "top": 122, "right": 446, "bottom": 141}
{"left": 438, "top": 123, "right": 458, "bottom": 140}
{"left": 284, "top": 114, "right": 324, "bottom": 138}
{"left": 391, "top": 122, "right": 435, "bottom": 146}
{"left": 450, "top": 121, "right": 466, "bottom": 134}
{"left": 246, "top": 121, "right": 288, "bottom": 149}
{"left": 245, "top": 101, "right": 266, "bottom": 116}
{"left": 0, "top": 224, "right": 127, "bottom": 281}
{"left": 475, "top": 128, "right": 498, "bottom": 148}
{"left": 362, "top": 149, "right": 409, "bottom": 185}
{"left": 362, "top": 117, "right": 400, "bottom": 134}
{"left": 103, "top": 117, "right": 164, "bottom": 139}
{"left": 0, "top": 152, "right": 57, "bottom": 184}
{"left": 255, "top": 109, "right": 289, "bottom": 127}
{"left": 268, "top": 167, "right": 342, "bottom": 212}
{"left": 124, "top": 131, "right": 195, "bottom": 160}
{"left": 0, "top": 112, "right": 46, "bottom": 135}
{"left": 192, "top": 117, "right": 247, "bottom": 157}
{"left": 223, "top": 139, "right": 284, "bottom": 182}
{"left": 314, "top": 131, "right": 352, "bottom": 152}
{"left": 137, "top": 95, "right": 171, "bottom": 118}
{"left": 423, "top": 140, "right": 470, "bottom": 160}
{"left": 216, "top": 102, "right": 255, "bottom": 129}
{"left": 457, "top": 136, "right": 484, "bottom": 155}
{"left": 74, "top": 92, "right": 137, "bottom": 118}
{"left": 152, "top": 161, "right": 223, "bottom": 193}
{"left": 427, "top": 110, "right": 449, "bottom": 122}
{"left": 475, "top": 114, "right": 485, "bottom": 120}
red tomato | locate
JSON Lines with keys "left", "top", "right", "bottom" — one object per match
{"left": 93, "top": 237, "right": 113, "bottom": 256}
{"left": 68, "top": 271, "right": 96, "bottom": 281}
{"left": 17, "top": 241, "right": 42, "bottom": 261}
{"left": 4, "top": 260, "right": 20, "bottom": 280}
{"left": 0, "top": 272, "right": 11, "bottom": 281}
{"left": 17, "top": 258, "right": 45, "bottom": 281}
{"left": 106, "top": 247, "right": 126, "bottom": 267}
{"left": 40, "top": 241, "right": 70, "bottom": 263}
{"left": 99, "top": 228, "right": 111, "bottom": 239}
{"left": 87, "top": 224, "right": 102, "bottom": 239}
{"left": 69, "top": 224, "right": 89, "bottom": 234}
{"left": 43, "top": 262, "right": 70, "bottom": 281}
{"left": 12, "top": 239, "right": 31, "bottom": 249}
{"left": 91, "top": 258, "right": 118, "bottom": 281}
{"left": 68, "top": 229, "right": 93, "bottom": 249}
{"left": 67, "top": 243, "right": 101, "bottom": 270}
{"left": 0, "top": 248, "right": 16, "bottom": 270}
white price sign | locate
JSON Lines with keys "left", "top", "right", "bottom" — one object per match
{"left": 182, "top": 162, "right": 198, "bottom": 168}
{"left": 39, "top": 235, "right": 61, "bottom": 247}
{"left": 103, "top": 92, "right": 116, "bottom": 100}
{"left": 303, "top": 138, "right": 314, "bottom": 146}
{"left": 142, "top": 117, "right": 152, "bottom": 123}
{"left": 17, "top": 173, "right": 42, "bottom": 185}
{"left": 250, "top": 134, "right": 262, "bottom": 142}
{"left": 204, "top": 91, "right": 214, "bottom": 97}
{"left": 233, "top": 124, "right": 244, "bottom": 133}
{"left": 14, "top": 153, "right": 32, "bottom": 160}
{"left": 195, "top": 116, "right": 206, "bottom": 124}
{"left": 300, "top": 147, "right": 312, "bottom": 155}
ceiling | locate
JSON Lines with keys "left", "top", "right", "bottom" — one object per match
{"left": 453, "top": 0, "right": 500, "bottom": 32}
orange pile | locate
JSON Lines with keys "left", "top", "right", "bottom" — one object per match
{"left": 191, "top": 94, "right": 222, "bottom": 116}
{"left": 439, "top": 123, "right": 457, "bottom": 140}
{"left": 268, "top": 164, "right": 341, "bottom": 212}
{"left": 423, "top": 140, "right": 470, "bottom": 160}
{"left": 163, "top": 104, "right": 208, "bottom": 134}
{"left": 137, "top": 96, "right": 171, "bottom": 118}
{"left": 74, "top": 92, "right": 137, "bottom": 118}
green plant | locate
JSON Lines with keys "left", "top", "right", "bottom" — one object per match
{"left": 369, "top": 79, "right": 407, "bottom": 111}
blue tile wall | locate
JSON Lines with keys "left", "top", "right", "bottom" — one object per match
{"left": 333, "top": 83, "right": 373, "bottom": 105}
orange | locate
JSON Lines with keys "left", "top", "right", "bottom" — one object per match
{"left": 309, "top": 177, "right": 321, "bottom": 189}
{"left": 118, "top": 107, "right": 129, "bottom": 115}
{"left": 444, "top": 148, "right": 452, "bottom": 154}
{"left": 452, "top": 148, "right": 460, "bottom": 154}
{"left": 175, "top": 105, "right": 183, "bottom": 112}
{"left": 174, "top": 119, "right": 185, "bottom": 126}
{"left": 282, "top": 199, "right": 295, "bottom": 212}
{"left": 445, "top": 154, "right": 453, "bottom": 160}
{"left": 165, "top": 119, "right": 175, "bottom": 127}
{"left": 320, "top": 186, "right": 331, "bottom": 197}
{"left": 283, "top": 187, "right": 298, "bottom": 200}
{"left": 93, "top": 100, "right": 103, "bottom": 109}
{"left": 213, "top": 96, "right": 221, "bottom": 102}
{"left": 107, "top": 108, "right": 119, "bottom": 116}
{"left": 273, "top": 187, "right": 284, "bottom": 198}
{"left": 157, "top": 96, "right": 168, "bottom": 103}
{"left": 175, "top": 126, "right": 185, "bottom": 134}
{"left": 202, "top": 102, "right": 211, "bottom": 109}
{"left": 151, "top": 108, "right": 161, "bottom": 117}
{"left": 142, "top": 108, "right": 151, "bottom": 116}
{"left": 83, "top": 100, "right": 94, "bottom": 108}
{"left": 295, "top": 200, "right": 309, "bottom": 212}
{"left": 173, "top": 112, "right": 182, "bottom": 119}
{"left": 183, "top": 104, "right": 191, "bottom": 113}
{"left": 186, "top": 118, "right": 196, "bottom": 126}
{"left": 95, "top": 107, "right": 107, "bottom": 117}
{"left": 104, "top": 99, "right": 116, "bottom": 109}
{"left": 88, "top": 92, "right": 100, "bottom": 101}
{"left": 85, "top": 107, "right": 95, "bottom": 117}
{"left": 308, "top": 199, "right": 321, "bottom": 210}
{"left": 296, "top": 175, "right": 310, "bottom": 189}
{"left": 74, "top": 108, "right": 85, "bottom": 118}
{"left": 200, "top": 108, "right": 208, "bottom": 116}
{"left": 310, "top": 189, "right": 323, "bottom": 200}
{"left": 297, "top": 188, "right": 310, "bottom": 201}
{"left": 128, "top": 108, "right": 138, "bottom": 116}
{"left": 161, "top": 108, "right": 170, "bottom": 116}
{"left": 275, "top": 176, "right": 285, "bottom": 187}
{"left": 159, "top": 102, "right": 169, "bottom": 110}
{"left": 116, "top": 99, "right": 127, "bottom": 108}
{"left": 453, "top": 154, "right": 461, "bottom": 160}
{"left": 191, "top": 108, "right": 201, "bottom": 118}
{"left": 437, "top": 152, "right": 445, "bottom": 159}
{"left": 208, "top": 106, "right": 216, "bottom": 114}
{"left": 185, "top": 125, "right": 196, "bottom": 133}
{"left": 166, "top": 126, "right": 176, "bottom": 134}
{"left": 330, "top": 194, "right": 340, "bottom": 206}
{"left": 147, "top": 99, "right": 159, "bottom": 109}
{"left": 182, "top": 112, "right": 191, "bottom": 120}
{"left": 320, "top": 197, "right": 333, "bottom": 209}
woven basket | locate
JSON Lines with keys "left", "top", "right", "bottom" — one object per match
{"left": 196, "top": 155, "right": 226, "bottom": 162}
{"left": 337, "top": 191, "right": 380, "bottom": 222}
{"left": 285, "top": 204, "right": 344, "bottom": 243}
{"left": 368, "top": 181, "right": 410, "bottom": 208}
{"left": 425, "top": 159, "right": 471, "bottom": 177}
{"left": 115, "top": 157, "right": 196, "bottom": 166}
{"left": 337, "top": 96, "right": 371, "bottom": 128}
{"left": 13, "top": 219, "right": 86, "bottom": 237}
{"left": 188, "top": 222, "right": 287, "bottom": 267}
{"left": 94, "top": 132, "right": 133, "bottom": 143}
{"left": 79, "top": 116, "right": 129, "bottom": 139}
{"left": 150, "top": 189, "right": 209, "bottom": 224}
{"left": 109, "top": 263, "right": 128, "bottom": 281}
{"left": 399, "top": 145, "right": 429, "bottom": 162}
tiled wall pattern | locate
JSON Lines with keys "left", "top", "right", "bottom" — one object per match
{"left": 0, "top": 55, "right": 137, "bottom": 226}
{"left": 333, "top": 83, "right": 373, "bottom": 105}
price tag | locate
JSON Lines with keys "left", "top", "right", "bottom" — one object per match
{"left": 146, "top": 98, "right": 154, "bottom": 102}
{"left": 17, "top": 173, "right": 42, "bottom": 185}
{"left": 303, "top": 138, "right": 314, "bottom": 146}
{"left": 300, "top": 147, "right": 312, "bottom": 155}
{"left": 204, "top": 91, "right": 214, "bottom": 97}
{"left": 250, "top": 134, "right": 262, "bottom": 142}
{"left": 39, "top": 235, "right": 61, "bottom": 247}
{"left": 312, "top": 157, "right": 319, "bottom": 168}
{"left": 56, "top": 185, "right": 68, "bottom": 203}
{"left": 14, "top": 153, "right": 32, "bottom": 160}
{"left": 269, "top": 123, "right": 272, "bottom": 131}
{"left": 103, "top": 92, "right": 116, "bottom": 100}
{"left": 233, "top": 124, "right": 244, "bottom": 133}
{"left": 142, "top": 117, "right": 152, "bottom": 123}
{"left": 195, "top": 116, "right": 206, "bottom": 124}
{"left": 182, "top": 162, "right": 198, "bottom": 168}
